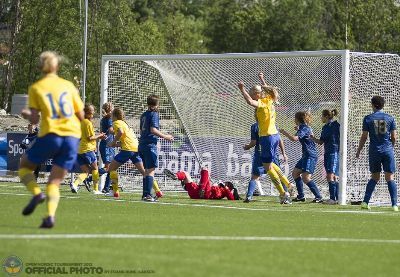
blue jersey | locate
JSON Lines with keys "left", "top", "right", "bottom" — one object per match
{"left": 362, "top": 110, "right": 396, "bottom": 154}
{"left": 250, "top": 123, "right": 260, "bottom": 158}
{"left": 297, "top": 124, "right": 317, "bottom": 157}
{"left": 139, "top": 110, "right": 160, "bottom": 145}
{"left": 320, "top": 120, "right": 340, "bottom": 154}
{"left": 100, "top": 116, "right": 114, "bottom": 143}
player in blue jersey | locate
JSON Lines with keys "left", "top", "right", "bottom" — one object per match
{"left": 243, "top": 120, "right": 293, "bottom": 202}
{"left": 356, "top": 96, "right": 398, "bottom": 211}
{"left": 280, "top": 111, "right": 323, "bottom": 203}
{"left": 312, "top": 109, "right": 340, "bottom": 204}
{"left": 99, "top": 102, "right": 115, "bottom": 193}
{"left": 139, "top": 95, "right": 173, "bottom": 201}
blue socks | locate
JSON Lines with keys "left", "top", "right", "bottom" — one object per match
{"left": 306, "top": 180, "right": 321, "bottom": 199}
{"left": 143, "top": 176, "right": 154, "bottom": 198}
{"left": 104, "top": 173, "right": 111, "bottom": 191}
{"left": 328, "top": 181, "right": 337, "bottom": 200}
{"left": 328, "top": 181, "right": 335, "bottom": 200}
{"left": 387, "top": 180, "right": 397, "bottom": 206}
{"left": 246, "top": 180, "right": 257, "bottom": 199}
{"left": 295, "top": 177, "right": 304, "bottom": 199}
{"left": 363, "top": 179, "right": 377, "bottom": 204}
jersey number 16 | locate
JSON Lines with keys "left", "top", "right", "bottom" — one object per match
{"left": 46, "top": 92, "right": 73, "bottom": 119}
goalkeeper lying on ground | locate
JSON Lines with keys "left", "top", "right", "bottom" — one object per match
{"left": 164, "top": 168, "right": 241, "bottom": 200}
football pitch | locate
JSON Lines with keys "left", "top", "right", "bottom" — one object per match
{"left": 0, "top": 182, "right": 399, "bottom": 277}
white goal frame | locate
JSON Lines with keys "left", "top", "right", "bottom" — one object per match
{"left": 100, "top": 50, "right": 400, "bottom": 206}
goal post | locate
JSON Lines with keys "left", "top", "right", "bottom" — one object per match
{"left": 100, "top": 50, "right": 400, "bottom": 206}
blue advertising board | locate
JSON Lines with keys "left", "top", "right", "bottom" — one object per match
{"left": 6, "top": 133, "right": 81, "bottom": 172}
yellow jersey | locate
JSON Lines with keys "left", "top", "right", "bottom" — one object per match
{"left": 256, "top": 96, "right": 278, "bottom": 136}
{"left": 113, "top": 120, "right": 138, "bottom": 151}
{"left": 28, "top": 73, "right": 83, "bottom": 138}
{"left": 78, "top": 119, "right": 96, "bottom": 154}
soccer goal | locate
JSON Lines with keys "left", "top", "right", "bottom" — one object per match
{"left": 100, "top": 50, "right": 400, "bottom": 205}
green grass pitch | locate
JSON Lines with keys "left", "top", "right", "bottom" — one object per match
{"left": 0, "top": 182, "right": 399, "bottom": 277}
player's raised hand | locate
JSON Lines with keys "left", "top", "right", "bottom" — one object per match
{"left": 237, "top": 81, "right": 245, "bottom": 91}
{"left": 258, "top": 72, "right": 264, "bottom": 80}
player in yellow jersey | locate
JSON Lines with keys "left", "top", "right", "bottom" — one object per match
{"left": 19, "top": 51, "right": 84, "bottom": 228}
{"left": 238, "top": 72, "right": 291, "bottom": 204}
{"left": 70, "top": 104, "right": 106, "bottom": 194}
{"left": 107, "top": 108, "right": 146, "bottom": 199}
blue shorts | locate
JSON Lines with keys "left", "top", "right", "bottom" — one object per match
{"left": 114, "top": 150, "right": 142, "bottom": 165}
{"left": 251, "top": 154, "right": 265, "bottom": 176}
{"left": 26, "top": 134, "right": 79, "bottom": 171}
{"left": 259, "top": 134, "right": 280, "bottom": 164}
{"left": 77, "top": 151, "right": 97, "bottom": 166}
{"left": 369, "top": 151, "right": 396, "bottom": 173}
{"left": 272, "top": 155, "right": 280, "bottom": 167}
{"left": 295, "top": 156, "right": 317, "bottom": 174}
{"left": 99, "top": 141, "right": 115, "bottom": 164}
{"left": 139, "top": 144, "right": 158, "bottom": 169}
{"left": 324, "top": 152, "right": 339, "bottom": 176}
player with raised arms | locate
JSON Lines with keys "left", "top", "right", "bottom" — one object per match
{"left": 238, "top": 72, "right": 291, "bottom": 204}
{"left": 356, "top": 96, "right": 398, "bottom": 211}
{"left": 280, "top": 111, "right": 323, "bottom": 203}
{"left": 70, "top": 103, "right": 106, "bottom": 194}
{"left": 139, "top": 95, "right": 173, "bottom": 201}
{"left": 19, "top": 51, "right": 84, "bottom": 228}
{"left": 311, "top": 109, "right": 340, "bottom": 204}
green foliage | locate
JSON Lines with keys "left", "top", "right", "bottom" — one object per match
{"left": 1, "top": 0, "right": 400, "bottom": 108}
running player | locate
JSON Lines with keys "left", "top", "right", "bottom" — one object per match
{"left": 70, "top": 104, "right": 106, "bottom": 194}
{"left": 107, "top": 108, "right": 145, "bottom": 199}
{"left": 356, "top": 96, "right": 398, "bottom": 211}
{"left": 19, "top": 51, "right": 84, "bottom": 228}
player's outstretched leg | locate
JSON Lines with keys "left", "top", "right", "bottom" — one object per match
{"left": 19, "top": 165, "right": 46, "bottom": 216}
{"left": 164, "top": 168, "right": 177, "bottom": 180}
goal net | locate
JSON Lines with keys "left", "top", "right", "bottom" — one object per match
{"left": 100, "top": 51, "right": 400, "bottom": 205}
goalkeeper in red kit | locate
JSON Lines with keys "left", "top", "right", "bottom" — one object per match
{"left": 164, "top": 168, "right": 241, "bottom": 200}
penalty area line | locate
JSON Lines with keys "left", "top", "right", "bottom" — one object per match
{"left": 0, "top": 234, "right": 399, "bottom": 244}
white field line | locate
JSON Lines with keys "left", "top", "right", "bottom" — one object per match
{"left": 0, "top": 234, "right": 399, "bottom": 244}
{"left": 0, "top": 191, "right": 398, "bottom": 216}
